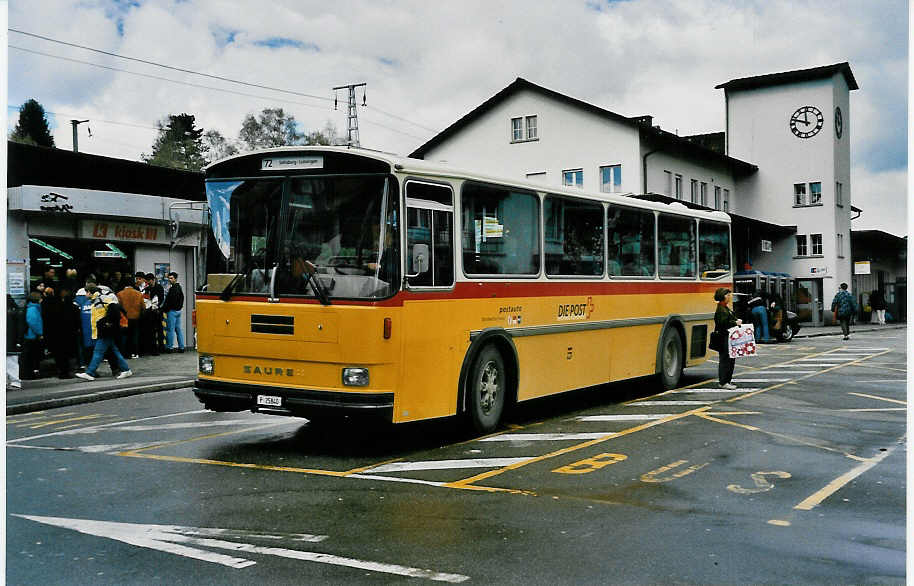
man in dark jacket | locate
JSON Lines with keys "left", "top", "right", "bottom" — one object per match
{"left": 41, "top": 287, "right": 79, "bottom": 378}
{"left": 144, "top": 273, "right": 165, "bottom": 354}
{"left": 162, "top": 272, "right": 185, "bottom": 353}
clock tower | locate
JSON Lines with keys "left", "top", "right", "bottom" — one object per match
{"left": 717, "top": 63, "right": 859, "bottom": 325}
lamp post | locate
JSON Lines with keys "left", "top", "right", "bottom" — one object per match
{"left": 71, "top": 119, "right": 89, "bottom": 152}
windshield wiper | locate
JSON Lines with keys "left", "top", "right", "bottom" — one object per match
{"left": 219, "top": 273, "right": 244, "bottom": 302}
{"left": 303, "top": 261, "right": 332, "bottom": 306}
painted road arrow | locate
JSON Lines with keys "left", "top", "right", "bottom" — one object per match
{"left": 14, "top": 515, "right": 469, "bottom": 583}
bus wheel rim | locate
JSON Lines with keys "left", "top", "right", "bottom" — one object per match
{"left": 478, "top": 361, "right": 499, "bottom": 414}
{"left": 663, "top": 340, "right": 678, "bottom": 377}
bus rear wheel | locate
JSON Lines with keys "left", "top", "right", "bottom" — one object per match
{"left": 657, "top": 328, "right": 684, "bottom": 390}
{"left": 467, "top": 345, "right": 506, "bottom": 434}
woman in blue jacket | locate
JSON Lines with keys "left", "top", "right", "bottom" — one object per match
{"left": 21, "top": 291, "right": 44, "bottom": 380}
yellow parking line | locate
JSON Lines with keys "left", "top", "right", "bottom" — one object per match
{"left": 847, "top": 392, "right": 906, "bottom": 405}
{"left": 794, "top": 437, "right": 904, "bottom": 511}
{"left": 696, "top": 413, "right": 869, "bottom": 462}
{"left": 725, "top": 349, "right": 891, "bottom": 403}
{"left": 25, "top": 414, "right": 107, "bottom": 429}
{"left": 445, "top": 407, "right": 711, "bottom": 489}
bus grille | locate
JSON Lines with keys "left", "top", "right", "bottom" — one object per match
{"left": 251, "top": 314, "right": 294, "bottom": 335}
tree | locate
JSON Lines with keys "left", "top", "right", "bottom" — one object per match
{"left": 143, "top": 113, "right": 207, "bottom": 171}
{"left": 305, "top": 121, "right": 342, "bottom": 146}
{"left": 238, "top": 107, "right": 304, "bottom": 151}
{"left": 9, "top": 99, "right": 55, "bottom": 147}
{"left": 203, "top": 129, "right": 239, "bottom": 165}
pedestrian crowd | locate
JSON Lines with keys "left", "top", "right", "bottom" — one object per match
{"left": 6, "top": 267, "right": 186, "bottom": 388}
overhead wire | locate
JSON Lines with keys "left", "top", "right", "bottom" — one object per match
{"left": 9, "top": 28, "right": 442, "bottom": 134}
{"left": 10, "top": 44, "right": 431, "bottom": 141}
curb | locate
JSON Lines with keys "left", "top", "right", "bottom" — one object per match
{"left": 6, "top": 379, "right": 196, "bottom": 415}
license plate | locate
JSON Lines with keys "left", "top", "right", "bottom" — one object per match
{"left": 256, "top": 395, "right": 282, "bottom": 407}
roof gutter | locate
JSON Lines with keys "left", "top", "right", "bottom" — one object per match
{"left": 642, "top": 148, "right": 659, "bottom": 194}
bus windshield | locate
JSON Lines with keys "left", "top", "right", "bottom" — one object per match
{"left": 204, "top": 174, "right": 399, "bottom": 300}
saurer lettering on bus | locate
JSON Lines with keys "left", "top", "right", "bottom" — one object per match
{"left": 244, "top": 365, "right": 294, "bottom": 377}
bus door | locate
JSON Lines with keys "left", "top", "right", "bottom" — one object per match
{"left": 398, "top": 181, "right": 457, "bottom": 421}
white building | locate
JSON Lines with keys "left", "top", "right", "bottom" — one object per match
{"left": 410, "top": 63, "right": 860, "bottom": 326}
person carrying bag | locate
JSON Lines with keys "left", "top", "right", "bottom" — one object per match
{"left": 711, "top": 287, "right": 742, "bottom": 390}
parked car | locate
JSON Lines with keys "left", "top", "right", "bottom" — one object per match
{"left": 732, "top": 292, "right": 801, "bottom": 342}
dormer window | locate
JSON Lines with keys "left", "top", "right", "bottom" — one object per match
{"left": 510, "top": 115, "right": 538, "bottom": 143}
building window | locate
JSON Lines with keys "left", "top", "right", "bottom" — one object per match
{"left": 810, "top": 182, "right": 822, "bottom": 205}
{"left": 837, "top": 233, "right": 845, "bottom": 257}
{"left": 714, "top": 186, "right": 722, "bottom": 210}
{"left": 664, "top": 170, "right": 673, "bottom": 196}
{"left": 700, "top": 182, "right": 708, "bottom": 207}
{"left": 836, "top": 182, "right": 843, "bottom": 207}
{"left": 511, "top": 117, "right": 523, "bottom": 142}
{"left": 794, "top": 183, "right": 807, "bottom": 206}
{"left": 811, "top": 233, "right": 823, "bottom": 255}
{"left": 690, "top": 179, "right": 698, "bottom": 203}
{"left": 563, "top": 169, "right": 583, "bottom": 189}
{"left": 675, "top": 175, "right": 683, "bottom": 200}
{"left": 723, "top": 189, "right": 730, "bottom": 212}
{"left": 525, "top": 115, "right": 537, "bottom": 140}
{"left": 796, "top": 235, "right": 808, "bottom": 256}
{"left": 600, "top": 164, "right": 622, "bottom": 193}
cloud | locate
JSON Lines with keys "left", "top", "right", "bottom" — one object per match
{"left": 7, "top": 0, "right": 908, "bottom": 239}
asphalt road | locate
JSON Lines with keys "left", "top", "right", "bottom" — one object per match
{"left": 6, "top": 329, "right": 907, "bottom": 584}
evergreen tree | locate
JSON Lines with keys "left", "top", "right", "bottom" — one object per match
{"left": 143, "top": 113, "right": 207, "bottom": 171}
{"left": 9, "top": 99, "right": 55, "bottom": 147}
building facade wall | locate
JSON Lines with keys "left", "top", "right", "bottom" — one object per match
{"left": 422, "top": 88, "right": 642, "bottom": 194}
{"left": 727, "top": 74, "right": 852, "bottom": 322}
{"left": 644, "top": 150, "right": 736, "bottom": 211}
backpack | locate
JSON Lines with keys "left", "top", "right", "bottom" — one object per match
{"left": 98, "top": 303, "right": 127, "bottom": 338}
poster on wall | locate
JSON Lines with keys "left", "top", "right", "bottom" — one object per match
{"left": 7, "top": 261, "right": 27, "bottom": 301}
{"left": 155, "top": 263, "right": 171, "bottom": 290}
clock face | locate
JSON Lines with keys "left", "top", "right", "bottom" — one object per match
{"left": 789, "top": 106, "right": 824, "bottom": 139}
{"left": 834, "top": 106, "right": 843, "bottom": 139}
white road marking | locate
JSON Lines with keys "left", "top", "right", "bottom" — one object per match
{"left": 576, "top": 414, "right": 673, "bottom": 422}
{"left": 364, "top": 458, "right": 532, "bottom": 473}
{"left": 854, "top": 380, "right": 906, "bottom": 384}
{"left": 14, "top": 515, "right": 469, "bottom": 582}
{"left": 628, "top": 401, "right": 714, "bottom": 406}
{"left": 6, "top": 442, "right": 157, "bottom": 454}
{"left": 479, "top": 432, "right": 616, "bottom": 442}
{"left": 800, "top": 358, "right": 855, "bottom": 361}
{"left": 6, "top": 409, "right": 211, "bottom": 444}
{"left": 768, "top": 364, "right": 821, "bottom": 368}
{"left": 756, "top": 371, "right": 815, "bottom": 374}
{"left": 790, "top": 363, "right": 841, "bottom": 367}
{"left": 673, "top": 388, "right": 761, "bottom": 393}
{"left": 731, "top": 378, "right": 791, "bottom": 383}
{"left": 112, "top": 420, "right": 271, "bottom": 431}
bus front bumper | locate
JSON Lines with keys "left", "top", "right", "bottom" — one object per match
{"left": 193, "top": 378, "right": 395, "bottom": 420}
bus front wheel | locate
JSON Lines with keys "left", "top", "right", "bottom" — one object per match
{"left": 657, "top": 328, "right": 684, "bottom": 390}
{"left": 467, "top": 345, "right": 506, "bottom": 434}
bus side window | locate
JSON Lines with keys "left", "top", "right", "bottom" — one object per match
{"left": 406, "top": 181, "right": 454, "bottom": 288}
{"left": 658, "top": 214, "right": 696, "bottom": 278}
{"left": 607, "top": 206, "right": 655, "bottom": 277}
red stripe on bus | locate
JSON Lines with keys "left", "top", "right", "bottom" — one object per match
{"left": 196, "top": 280, "right": 729, "bottom": 307}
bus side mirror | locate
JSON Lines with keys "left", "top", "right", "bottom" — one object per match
{"left": 408, "top": 243, "right": 429, "bottom": 277}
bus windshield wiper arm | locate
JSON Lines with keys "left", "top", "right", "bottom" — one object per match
{"left": 303, "top": 261, "right": 332, "bottom": 306}
{"left": 219, "top": 273, "right": 244, "bottom": 301}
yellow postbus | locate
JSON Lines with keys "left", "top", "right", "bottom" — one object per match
{"left": 193, "top": 146, "right": 732, "bottom": 433}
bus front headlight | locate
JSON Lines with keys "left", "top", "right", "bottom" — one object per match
{"left": 199, "top": 355, "right": 215, "bottom": 375}
{"left": 342, "top": 367, "right": 369, "bottom": 386}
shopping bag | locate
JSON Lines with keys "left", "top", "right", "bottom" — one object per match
{"left": 727, "top": 324, "right": 757, "bottom": 358}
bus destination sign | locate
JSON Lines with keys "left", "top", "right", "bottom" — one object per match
{"left": 261, "top": 155, "right": 324, "bottom": 171}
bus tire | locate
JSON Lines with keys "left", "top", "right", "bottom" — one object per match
{"left": 657, "top": 327, "right": 684, "bottom": 390}
{"left": 467, "top": 345, "right": 506, "bottom": 434}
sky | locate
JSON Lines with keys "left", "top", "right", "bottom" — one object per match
{"left": 5, "top": 0, "right": 909, "bottom": 235}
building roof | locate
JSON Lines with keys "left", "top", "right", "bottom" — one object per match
{"left": 715, "top": 62, "right": 859, "bottom": 92}
{"left": 408, "top": 77, "right": 757, "bottom": 175}
{"left": 8, "top": 141, "right": 204, "bottom": 200}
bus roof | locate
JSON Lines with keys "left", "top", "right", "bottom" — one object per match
{"left": 205, "top": 145, "right": 732, "bottom": 223}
